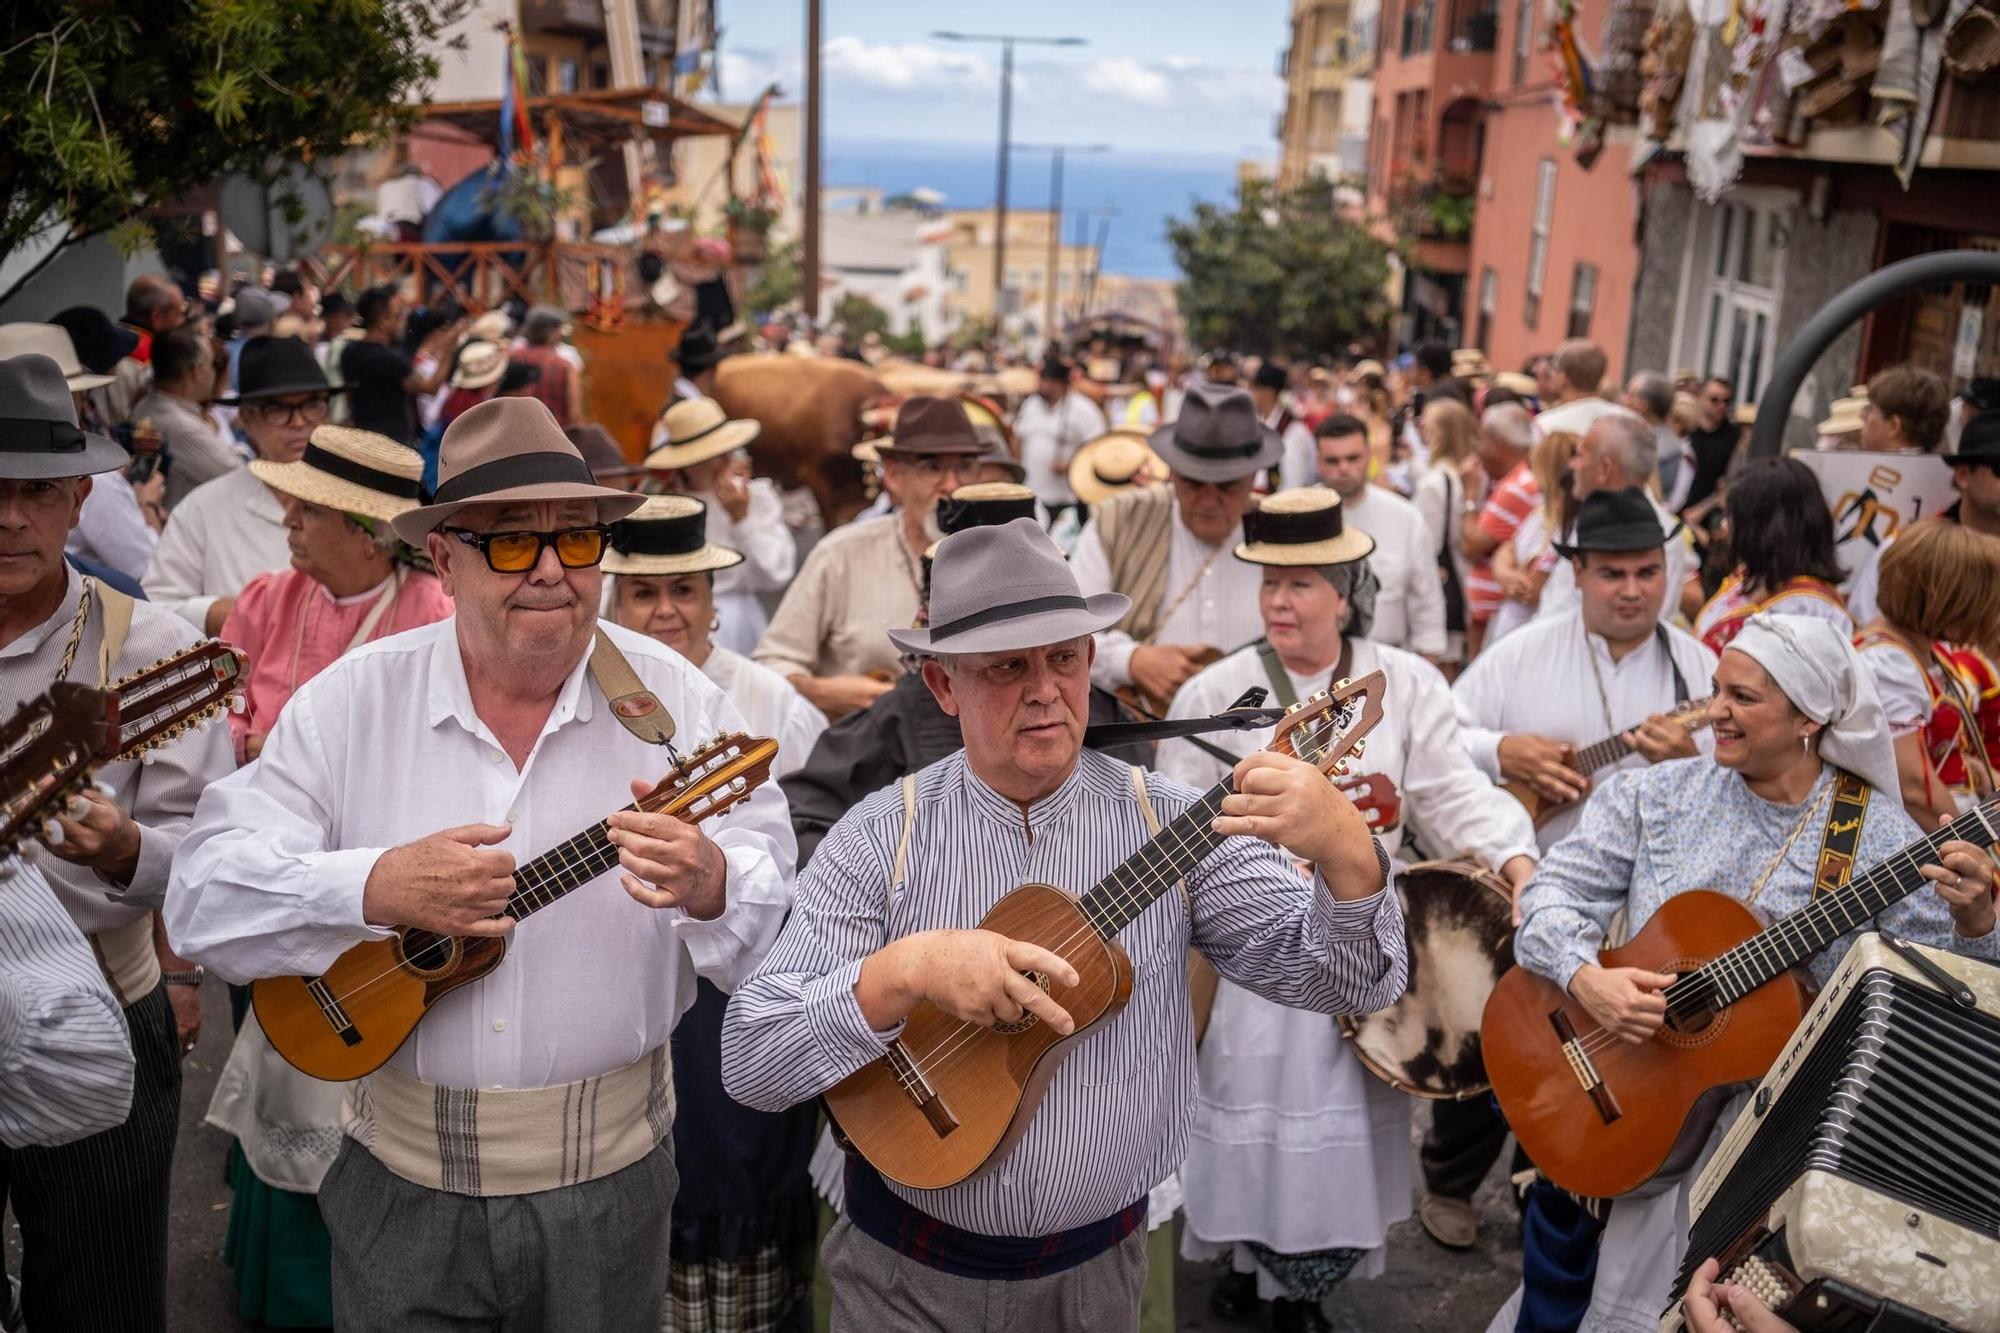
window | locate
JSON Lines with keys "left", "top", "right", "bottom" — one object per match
{"left": 1513, "top": 0, "right": 1537, "bottom": 84}
{"left": 1006, "top": 267, "right": 1021, "bottom": 290}
{"left": 1059, "top": 270, "right": 1074, "bottom": 293}
{"left": 1524, "top": 158, "right": 1557, "bottom": 329}
{"left": 1401, "top": 0, "right": 1436, "bottom": 55}
{"left": 1477, "top": 267, "right": 1497, "bottom": 355}
{"left": 1567, "top": 262, "right": 1598, "bottom": 338}
{"left": 1679, "top": 200, "right": 1786, "bottom": 401}
{"left": 590, "top": 62, "right": 610, "bottom": 90}
{"left": 558, "top": 59, "right": 580, "bottom": 94}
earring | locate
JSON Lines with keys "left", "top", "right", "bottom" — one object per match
{"left": 710, "top": 614, "right": 721, "bottom": 633}
{"left": 1801, "top": 734, "right": 1811, "bottom": 752}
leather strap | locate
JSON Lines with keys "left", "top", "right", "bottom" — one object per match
{"left": 1813, "top": 770, "right": 1871, "bottom": 898}
{"left": 587, "top": 628, "right": 676, "bottom": 746}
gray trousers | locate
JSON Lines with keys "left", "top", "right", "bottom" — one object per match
{"left": 822, "top": 1215, "right": 1147, "bottom": 1333}
{"left": 318, "top": 1137, "right": 678, "bottom": 1332}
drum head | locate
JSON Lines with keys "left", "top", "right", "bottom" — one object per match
{"left": 1340, "top": 860, "right": 1515, "bottom": 1099}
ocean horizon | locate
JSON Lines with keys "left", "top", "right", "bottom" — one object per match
{"left": 822, "top": 137, "right": 1252, "bottom": 281}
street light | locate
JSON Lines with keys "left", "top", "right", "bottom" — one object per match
{"left": 1011, "top": 142, "right": 1111, "bottom": 350}
{"left": 932, "top": 31, "right": 1086, "bottom": 341}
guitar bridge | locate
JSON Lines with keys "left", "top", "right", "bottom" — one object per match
{"left": 305, "top": 976, "right": 363, "bottom": 1047}
{"left": 885, "top": 1040, "right": 958, "bottom": 1138}
{"left": 1551, "top": 1008, "right": 1621, "bottom": 1125}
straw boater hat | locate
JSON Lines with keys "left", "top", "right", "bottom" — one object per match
{"left": 0, "top": 324, "right": 115, "bottom": 392}
{"left": 873, "top": 395, "right": 985, "bottom": 458}
{"left": 644, "top": 396, "right": 760, "bottom": 470}
{"left": 1817, "top": 387, "right": 1868, "bottom": 438}
{"left": 451, "top": 340, "right": 508, "bottom": 391}
{"left": 1452, "top": 348, "right": 1494, "bottom": 380}
{"left": 888, "top": 517, "right": 1127, "bottom": 656}
{"left": 250, "top": 425, "right": 426, "bottom": 521}
{"left": 466, "top": 309, "right": 511, "bottom": 343}
{"left": 1491, "top": 370, "right": 1539, "bottom": 397}
{"left": 0, "top": 353, "right": 129, "bottom": 478}
{"left": 1233, "top": 486, "right": 1375, "bottom": 567}
{"left": 1148, "top": 380, "right": 1282, "bottom": 483}
{"left": 390, "top": 396, "right": 645, "bottom": 544}
{"left": 1551, "top": 486, "right": 1682, "bottom": 559}
{"left": 602, "top": 495, "right": 744, "bottom": 577}
{"left": 1069, "top": 428, "right": 1170, "bottom": 505}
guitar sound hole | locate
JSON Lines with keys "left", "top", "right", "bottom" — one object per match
{"left": 1664, "top": 1002, "right": 1718, "bottom": 1036}
{"left": 991, "top": 970, "right": 1051, "bottom": 1035}
{"left": 395, "top": 929, "right": 463, "bottom": 980}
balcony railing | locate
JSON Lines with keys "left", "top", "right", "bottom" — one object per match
{"left": 521, "top": 0, "right": 606, "bottom": 33}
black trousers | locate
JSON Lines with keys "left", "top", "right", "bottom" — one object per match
{"left": 1422, "top": 1093, "right": 1519, "bottom": 1202}
{"left": 0, "top": 984, "right": 180, "bottom": 1333}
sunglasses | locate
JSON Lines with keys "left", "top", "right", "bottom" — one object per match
{"left": 443, "top": 525, "right": 609, "bottom": 573}
{"left": 244, "top": 396, "right": 330, "bottom": 426}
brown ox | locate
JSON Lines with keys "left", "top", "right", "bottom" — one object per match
{"left": 713, "top": 354, "right": 891, "bottom": 526}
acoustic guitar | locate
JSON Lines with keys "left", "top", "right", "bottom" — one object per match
{"left": 253, "top": 732, "right": 777, "bottom": 1083}
{"left": 1481, "top": 794, "right": 2000, "bottom": 1199}
{"left": 825, "top": 672, "right": 1385, "bottom": 1191}
{"left": 1112, "top": 645, "right": 1225, "bottom": 721}
{"left": 1501, "top": 696, "right": 1713, "bottom": 828}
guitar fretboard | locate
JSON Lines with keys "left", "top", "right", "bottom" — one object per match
{"left": 502, "top": 804, "right": 646, "bottom": 920}
{"left": 1078, "top": 781, "right": 1233, "bottom": 937}
{"left": 1572, "top": 697, "right": 1713, "bottom": 777}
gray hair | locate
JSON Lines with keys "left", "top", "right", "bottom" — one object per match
{"left": 1480, "top": 402, "right": 1533, "bottom": 451}
{"left": 1627, "top": 371, "right": 1675, "bottom": 421}
{"left": 1590, "top": 408, "right": 1658, "bottom": 486}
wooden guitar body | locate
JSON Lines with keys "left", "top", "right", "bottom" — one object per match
{"left": 252, "top": 930, "right": 508, "bottom": 1083}
{"left": 1481, "top": 889, "right": 1810, "bottom": 1199}
{"left": 1499, "top": 780, "right": 1572, "bottom": 830}
{"left": 824, "top": 882, "right": 1134, "bottom": 1191}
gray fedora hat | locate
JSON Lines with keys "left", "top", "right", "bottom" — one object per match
{"left": 1149, "top": 378, "right": 1283, "bottom": 483}
{"left": 0, "top": 353, "right": 130, "bottom": 479}
{"left": 888, "top": 517, "right": 1129, "bottom": 655}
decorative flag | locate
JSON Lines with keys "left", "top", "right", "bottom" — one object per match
{"left": 499, "top": 27, "right": 536, "bottom": 164}
{"left": 751, "top": 90, "right": 788, "bottom": 204}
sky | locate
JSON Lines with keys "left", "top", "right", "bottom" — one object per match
{"left": 715, "top": 1, "right": 1290, "bottom": 163}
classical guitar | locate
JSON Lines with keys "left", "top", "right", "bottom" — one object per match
{"left": 1112, "top": 644, "right": 1225, "bottom": 721}
{"left": 0, "top": 641, "right": 248, "bottom": 858}
{"left": 1501, "top": 695, "right": 1713, "bottom": 828}
{"left": 1481, "top": 795, "right": 2000, "bottom": 1199}
{"left": 253, "top": 732, "right": 778, "bottom": 1082}
{"left": 825, "top": 672, "right": 1385, "bottom": 1191}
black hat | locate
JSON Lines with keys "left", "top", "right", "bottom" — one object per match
{"left": 49, "top": 307, "right": 139, "bottom": 374}
{"left": 1961, "top": 378, "right": 2000, "bottom": 413}
{"left": 1040, "top": 353, "right": 1072, "bottom": 382}
{"left": 0, "top": 354, "right": 132, "bottom": 479}
{"left": 675, "top": 325, "right": 722, "bottom": 373}
{"left": 1943, "top": 407, "right": 2000, "bottom": 465}
{"left": 1148, "top": 379, "right": 1283, "bottom": 483}
{"left": 936, "top": 481, "right": 1038, "bottom": 537}
{"left": 1552, "top": 486, "right": 1681, "bottom": 558}
{"left": 219, "top": 335, "right": 342, "bottom": 405}
{"left": 1252, "top": 360, "right": 1289, "bottom": 392}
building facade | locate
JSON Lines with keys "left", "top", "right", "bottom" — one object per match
{"left": 820, "top": 189, "right": 953, "bottom": 345}
{"left": 941, "top": 209, "right": 1101, "bottom": 349}
{"left": 1278, "top": 0, "right": 1360, "bottom": 189}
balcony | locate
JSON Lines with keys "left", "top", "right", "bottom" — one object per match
{"left": 1386, "top": 168, "right": 1477, "bottom": 243}
{"left": 522, "top": 0, "right": 605, "bottom": 34}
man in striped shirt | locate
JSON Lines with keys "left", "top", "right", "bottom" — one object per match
{"left": 721, "top": 518, "right": 1406, "bottom": 1331}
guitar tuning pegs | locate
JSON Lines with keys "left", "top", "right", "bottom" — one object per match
{"left": 1333, "top": 678, "right": 1349, "bottom": 690}
{"left": 1351, "top": 739, "right": 1367, "bottom": 756}
{"left": 1283, "top": 700, "right": 1301, "bottom": 714}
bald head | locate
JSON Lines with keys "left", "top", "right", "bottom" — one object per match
{"left": 124, "top": 275, "right": 184, "bottom": 335}
{"left": 1574, "top": 408, "right": 1657, "bottom": 499}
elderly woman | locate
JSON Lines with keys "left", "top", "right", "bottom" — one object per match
{"left": 1158, "top": 487, "right": 1539, "bottom": 1333}
{"left": 601, "top": 494, "right": 824, "bottom": 1333}
{"left": 221, "top": 425, "right": 453, "bottom": 764}
{"left": 1490, "top": 612, "right": 1998, "bottom": 1333}
{"left": 205, "top": 423, "right": 451, "bottom": 1328}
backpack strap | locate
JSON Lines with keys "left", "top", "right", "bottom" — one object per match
{"left": 1128, "top": 765, "right": 1187, "bottom": 913}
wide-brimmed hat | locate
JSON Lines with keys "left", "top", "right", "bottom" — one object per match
{"left": 451, "top": 340, "right": 508, "bottom": 390}
{"left": 936, "top": 481, "right": 1038, "bottom": 540}
{"left": 874, "top": 395, "right": 985, "bottom": 457}
{"left": 565, "top": 424, "right": 648, "bottom": 483}
{"left": 220, "top": 336, "right": 344, "bottom": 405}
{"left": 1552, "top": 486, "right": 1682, "bottom": 558}
{"left": 1069, "top": 429, "right": 1170, "bottom": 505}
{"left": 644, "top": 396, "right": 760, "bottom": 470}
{"left": 50, "top": 307, "right": 140, "bottom": 375}
{"left": 1491, "top": 370, "right": 1539, "bottom": 397}
{"left": 1453, "top": 347, "right": 1494, "bottom": 379}
{"left": 1817, "top": 388, "right": 1868, "bottom": 438}
{"left": 1148, "top": 380, "right": 1282, "bottom": 483}
{"left": 0, "top": 353, "right": 130, "bottom": 478}
{"left": 603, "top": 495, "right": 744, "bottom": 577}
{"left": 888, "top": 517, "right": 1128, "bottom": 655}
{"left": 390, "top": 396, "right": 645, "bottom": 543}
{"left": 1234, "top": 486, "right": 1376, "bottom": 567}
{"left": 0, "top": 324, "right": 114, "bottom": 391}
{"left": 1352, "top": 358, "right": 1388, "bottom": 379}
{"left": 1944, "top": 407, "right": 2000, "bottom": 465}
{"left": 466, "top": 309, "right": 511, "bottom": 343}
{"left": 674, "top": 325, "right": 723, "bottom": 374}
{"left": 250, "top": 425, "right": 426, "bottom": 522}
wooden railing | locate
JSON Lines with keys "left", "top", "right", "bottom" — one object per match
{"left": 318, "top": 240, "right": 638, "bottom": 326}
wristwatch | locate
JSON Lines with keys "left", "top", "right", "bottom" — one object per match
{"left": 161, "top": 966, "right": 205, "bottom": 987}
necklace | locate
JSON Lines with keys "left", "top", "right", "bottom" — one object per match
{"left": 1147, "top": 539, "right": 1227, "bottom": 645}
{"left": 1743, "top": 770, "right": 1834, "bottom": 906}
{"left": 1581, "top": 622, "right": 1619, "bottom": 736}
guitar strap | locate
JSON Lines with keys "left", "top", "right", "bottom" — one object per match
{"left": 1255, "top": 637, "right": 1351, "bottom": 762}
{"left": 1653, "top": 623, "right": 1689, "bottom": 705}
{"left": 587, "top": 628, "right": 677, "bottom": 746}
{"left": 1812, "top": 770, "right": 1871, "bottom": 898}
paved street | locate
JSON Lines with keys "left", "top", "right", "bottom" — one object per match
{"left": 8, "top": 977, "right": 1524, "bottom": 1331}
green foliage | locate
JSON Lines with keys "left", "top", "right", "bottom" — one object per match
{"left": 1427, "top": 190, "right": 1476, "bottom": 239}
{"left": 832, "top": 292, "right": 891, "bottom": 340}
{"left": 0, "top": 0, "right": 469, "bottom": 282}
{"left": 1166, "top": 174, "right": 1393, "bottom": 359}
{"left": 722, "top": 196, "right": 780, "bottom": 234}
{"left": 745, "top": 237, "right": 800, "bottom": 314}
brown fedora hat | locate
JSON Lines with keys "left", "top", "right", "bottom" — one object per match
{"left": 874, "top": 395, "right": 985, "bottom": 457}
{"left": 391, "top": 397, "right": 644, "bottom": 543}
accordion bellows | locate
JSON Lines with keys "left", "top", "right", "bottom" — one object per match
{"left": 1664, "top": 933, "right": 2000, "bottom": 1333}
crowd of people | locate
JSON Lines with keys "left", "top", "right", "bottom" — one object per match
{"left": 4, "top": 268, "right": 1999, "bottom": 1333}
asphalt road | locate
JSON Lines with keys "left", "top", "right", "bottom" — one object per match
{"left": 7, "top": 977, "right": 1526, "bottom": 1331}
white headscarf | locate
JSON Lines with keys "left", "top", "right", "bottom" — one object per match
{"left": 1725, "top": 613, "right": 1901, "bottom": 797}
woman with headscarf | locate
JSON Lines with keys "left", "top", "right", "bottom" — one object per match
{"left": 1158, "top": 487, "right": 1540, "bottom": 1333}
{"left": 1489, "top": 612, "right": 1998, "bottom": 1333}
{"left": 205, "top": 424, "right": 452, "bottom": 1328}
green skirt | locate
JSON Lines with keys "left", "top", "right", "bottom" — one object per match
{"left": 223, "top": 1142, "right": 334, "bottom": 1329}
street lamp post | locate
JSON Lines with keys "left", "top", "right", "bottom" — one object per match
{"left": 1011, "top": 142, "right": 1110, "bottom": 351}
{"left": 933, "top": 31, "right": 1085, "bottom": 342}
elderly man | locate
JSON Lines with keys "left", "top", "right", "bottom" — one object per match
{"left": 1312, "top": 413, "right": 1447, "bottom": 658}
{"left": 144, "top": 336, "right": 343, "bottom": 634}
{"left": 101, "top": 275, "right": 187, "bottom": 425}
{"left": 1069, "top": 381, "right": 1279, "bottom": 713}
{"left": 0, "top": 354, "right": 232, "bottom": 1333}
{"left": 1624, "top": 369, "right": 1694, "bottom": 511}
{"left": 134, "top": 325, "right": 242, "bottom": 509}
{"left": 722, "top": 517, "right": 1404, "bottom": 1332}
{"left": 1533, "top": 408, "right": 1696, "bottom": 624}
{"left": 755, "top": 396, "right": 979, "bottom": 719}
{"left": 166, "top": 397, "right": 796, "bottom": 1331}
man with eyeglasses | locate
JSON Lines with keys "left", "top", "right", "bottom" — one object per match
{"left": 168, "top": 395, "right": 795, "bottom": 1332}
{"left": 144, "top": 336, "right": 345, "bottom": 633}
{"left": 1683, "top": 376, "right": 1738, "bottom": 511}
{"left": 754, "top": 396, "right": 980, "bottom": 719}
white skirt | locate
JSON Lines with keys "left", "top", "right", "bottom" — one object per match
{"left": 204, "top": 1012, "right": 348, "bottom": 1194}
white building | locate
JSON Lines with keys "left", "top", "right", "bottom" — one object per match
{"left": 821, "top": 188, "right": 952, "bottom": 345}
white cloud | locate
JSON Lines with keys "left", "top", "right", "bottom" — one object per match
{"left": 1084, "top": 58, "right": 1172, "bottom": 108}
{"left": 822, "top": 35, "right": 992, "bottom": 91}
{"left": 715, "top": 47, "right": 800, "bottom": 101}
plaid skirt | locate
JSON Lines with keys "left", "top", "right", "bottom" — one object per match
{"left": 662, "top": 1239, "right": 811, "bottom": 1333}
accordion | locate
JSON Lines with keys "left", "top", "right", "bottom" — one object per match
{"left": 1660, "top": 932, "right": 2000, "bottom": 1333}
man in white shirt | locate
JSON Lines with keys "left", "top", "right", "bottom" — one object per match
{"left": 144, "top": 336, "right": 343, "bottom": 634}
{"left": 1248, "top": 361, "right": 1318, "bottom": 491}
{"left": 167, "top": 398, "right": 795, "bottom": 1331}
{"left": 1069, "top": 381, "right": 1279, "bottom": 710}
{"left": 1534, "top": 409, "right": 1696, "bottom": 625}
{"left": 1013, "top": 355, "right": 1107, "bottom": 522}
{"left": 1313, "top": 415, "right": 1448, "bottom": 658}
{"left": 1532, "top": 338, "right": 1623, "bottom": 443}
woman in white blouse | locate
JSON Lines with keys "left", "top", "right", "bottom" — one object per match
{"left": 1409, "top": 397, "right": 1480, "bottom": 668}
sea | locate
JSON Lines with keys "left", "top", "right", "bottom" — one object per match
{"left": 822, "top": 138, "right": 1249, "bottom": 280}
